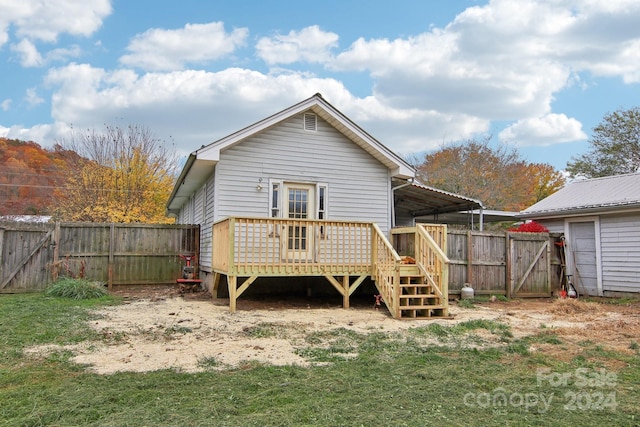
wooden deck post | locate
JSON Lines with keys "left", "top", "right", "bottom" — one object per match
{"left": 228, "top": 275, "right": 237, "bottom": 313}
{"left": 342, "top": 275, "right": 349, "bottom": 309}
{"left": 211, "top": 272, "right": 221, "bottom": 299}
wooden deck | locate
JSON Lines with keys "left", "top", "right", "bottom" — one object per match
{"left": 211, "top": 217, "right": 449, "bottom": 319}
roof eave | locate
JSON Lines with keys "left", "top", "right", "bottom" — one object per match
{"left": 518, "top": 202, "right": 640, "bottom": 219}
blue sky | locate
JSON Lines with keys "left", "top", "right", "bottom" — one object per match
{"left": 1, "top": 0, "right": 640, "bottom": 171}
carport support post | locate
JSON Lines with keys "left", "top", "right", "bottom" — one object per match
{"left": 466, "top": 230, "right": 473, "bottom": 286}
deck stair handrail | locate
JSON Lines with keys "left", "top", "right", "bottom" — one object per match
{"left": 371, "top": 223, "right": 402, "bottom": 317}
{"left": 415, "top": 224, "right": 450, "bottom": 303}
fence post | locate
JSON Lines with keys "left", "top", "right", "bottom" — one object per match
{"left": 108, "top": 223, "right": 115, "bottom": 290}
{"left": 505, "top": 233, "right": 512, "bottom": 299}
{"left": 0, "top": 228, "right": 4, "bottom": 282}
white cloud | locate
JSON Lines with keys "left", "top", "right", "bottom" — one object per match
{"left": 40, "top": 62, "right": 486, "bottom": 155}
{"left": 10, "top": 39, "right": 83, "bottom": 67}
{"left": 47, "top": 45, "right": 83, "bottom": 63}
{"left": 0, "top": 0, "right": 111, "bottom": 45}
{"left": 498, "top": 114, "right": 587, "bottom": 146}
{"left": 119, "top": 22, "right": 249, "bottom": 71}
{"left": 0, "top": 122, "right": 62, "bottom": 144}
{"left": 10, "top": 39, "right": 43, "bottom": 67}
{"left": 7, "top": 0, "right": 640, "bottom": 164}
{"left": 328, "top": 0, "right": 640, "bottom": 123}
{"left": 24, "top": 88, "right": 44, "bottom": 107}
{"left": 256, "top": 25, "right": 339, "bottom": 65}
{"left": 1, "top": 99, "right": 11, "bottom": 111}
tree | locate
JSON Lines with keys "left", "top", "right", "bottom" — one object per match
{"left": 566, "top": 107, "right": 640, "bottom": 178}
{"left": 0, "top": 138, "right": 74, "bottom": 215}
{"left": 54, "top": 124, "right": 178, "bottom": 223}
{"left": 415, "top": 137, "right": 565, "bottom": 211}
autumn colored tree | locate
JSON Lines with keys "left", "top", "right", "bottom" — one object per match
{"left": 415, "top": 137, "right": 565, "bottom": 211}
{"left": 566, "top": 107, "right": 640, "bottom": 178}
{"left": 0, "top": 138, "right": 76, "bottom": 216}
{"left": 54, "top": 124, "right": 178, "bottom": 223}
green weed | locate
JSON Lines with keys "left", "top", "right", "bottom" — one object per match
{"left": 45, "top": 277, "right": 109, "bottom": 300}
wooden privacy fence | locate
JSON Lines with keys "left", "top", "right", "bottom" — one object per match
{"left": 394, "top": 229, "right": 559, "bottom": 298}
{"left": 0, "top": 221, "right": 199, "bottom": 293}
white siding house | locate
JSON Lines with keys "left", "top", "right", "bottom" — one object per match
{"left": 519, "top": 173, "right": 640, "bottom": 296}
{"left": 166, "top": 94, "right": 481, "bottom": 295}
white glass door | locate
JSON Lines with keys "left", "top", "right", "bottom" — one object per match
{"left": 284, "top": 183, "right": 315, "bottom": 260}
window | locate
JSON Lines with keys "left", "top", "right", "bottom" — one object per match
{"left": 317, "top": 185, "right": 326, "bottom": 220}
{"left": 270, "top": 181, "right": 281, "bottom": 218}
{"left": 268, "top": 180, "right": 283, "bottom": 237}
{"left": 317, "top": 184, "right": 328, "bottom": 238}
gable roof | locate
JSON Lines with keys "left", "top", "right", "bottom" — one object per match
{"left": 519, "top": 173, "right": 640, "bottom": 219}
{"left": 167, "top": 94, "right": 415, "bottom": 213}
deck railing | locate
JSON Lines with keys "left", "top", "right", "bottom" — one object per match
{"left": 415, "top": 224, "right": 450, "bottom": 302}
{"left": 213, "top": 217, "right": 449, "bottom": 317}
{"left": 212, "top": 217, "right": 373, "bottom": 276}
{"left": 371, "top": 223, "right": 401, "bottom": 316}
{"left": 391, "top": 224, "right": 450, "bottom": 304}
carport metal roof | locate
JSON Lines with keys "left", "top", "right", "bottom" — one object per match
{"left": 394, "top": 181, "right": 483, "bottom": 218}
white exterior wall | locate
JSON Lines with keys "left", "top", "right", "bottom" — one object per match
{"left": 539, "top": 213, "right": 640, "bottom": 294}
{"left": 193, "top": 187, "right": 205, "bottom": 224}
{"left": 537, "top": 219, "right": 564, "bottom": 234}
{"left": 214, "top": 113, "right": 391, "bottom": 232}
{"left": 199, "top": 173, "right": 216, "bottom": 270}
{"left": 599, "top": 213, "right": 640, "bottom": 293}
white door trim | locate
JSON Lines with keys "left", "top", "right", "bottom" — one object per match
{"left": 564, "top": 216, "right": 603, "bottom": 296}
{"left": 283, "top": 182, "right": 315, "bottom": 261}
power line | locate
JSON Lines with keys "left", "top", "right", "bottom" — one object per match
{"left": 0, "top": 183, "right": 170, "bottom": 195}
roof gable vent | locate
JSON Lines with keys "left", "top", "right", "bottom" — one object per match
{"left": 304, "top": 113, "right": 317, "bottom": 132}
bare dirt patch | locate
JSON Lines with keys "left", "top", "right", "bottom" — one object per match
{"left": 25, "top": 287, "right": 640, "bottom": 374}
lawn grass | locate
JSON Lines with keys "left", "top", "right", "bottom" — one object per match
{"left": 1, "top": 293, "right": 638, "bottom": 426}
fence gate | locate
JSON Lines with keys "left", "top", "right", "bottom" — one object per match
{"left": 508, "top": 232, "right": 551, "bottom": 297}
{"left": 0, "top": 223, "right": 54, "bottom": 292}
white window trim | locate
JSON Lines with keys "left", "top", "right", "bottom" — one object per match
{"left": 269, "top": 179, "right": 283, "bottom": 218}
{"left": 316, "top": 182, "right": 328, "bottom": 238}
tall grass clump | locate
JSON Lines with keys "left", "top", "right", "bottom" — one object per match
{"left": 45, "top": 277, "right": 108, "bottom": 300}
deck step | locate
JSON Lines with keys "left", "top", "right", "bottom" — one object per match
{"left": 400, "top": 285, "right": 434, "bottom": 291}
{"left": 399, "top": 306, "right": 448, "bottom": 319}
{"left": 400, "top": 304, "right": 445, "bottom": 310}
{"left": 400, "top": 294, "right": 440, "bottom": 300}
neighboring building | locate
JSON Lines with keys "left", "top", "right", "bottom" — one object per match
{"left": 166, "top": 94, "right": 481, "bottom": 318}
{"left": 0, "top": 215, "right": 51, "bottom": 223}
{"left": 519, "top": 173, "right": 640, "bottom": 296}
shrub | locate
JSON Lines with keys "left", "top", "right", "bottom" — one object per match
{"left": 45, "top": 277, "right": 108, "bottom": 300}
{"left": 508, "top": 220, "right": 549, "bottom": 233}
